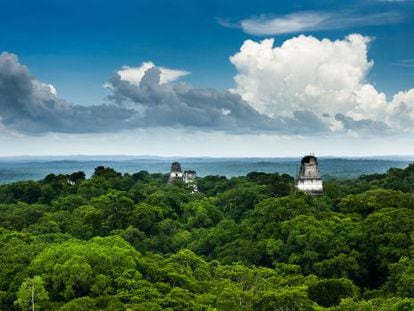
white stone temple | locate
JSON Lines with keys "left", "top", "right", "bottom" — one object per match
{"left": 295, "top": 154, "right": 323, "bottom": 195}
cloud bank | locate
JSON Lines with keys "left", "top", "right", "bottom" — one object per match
{"left": 105, "top": 64, "right": 329, "bottom": 134}
{"left": 0, "top": 52, "right": 327, "bottom": 135}
{"left": 0, "top": 52, "right": 140, "bottom": 134}
{"left": 0, "top": 33, "right": 413, "bottom": 137}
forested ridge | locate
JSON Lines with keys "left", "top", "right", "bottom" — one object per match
{"left": 0, "top": 164, "right": 414, "bottom": 310}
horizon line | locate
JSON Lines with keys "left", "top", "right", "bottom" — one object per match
{"left": 0, "top": 154, "right": 413, "bottom": 160}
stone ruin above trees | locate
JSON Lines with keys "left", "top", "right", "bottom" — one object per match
{"left": 168, "top": 162, "right": 198, "bottom": 192}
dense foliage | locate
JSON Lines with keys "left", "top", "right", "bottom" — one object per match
{"left": 0, "top": 164, "right": 414, "bottom": 310}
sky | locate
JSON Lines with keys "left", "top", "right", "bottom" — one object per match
{"left": 0, "top": 0, "right": 413, "bottom": 157}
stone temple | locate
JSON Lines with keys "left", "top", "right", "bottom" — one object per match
{"left": 168, "top": 162, "right": 183, "bottom": 183}
{"left": 183, "top": 170, "right": 197, "bottom": 184}
{"left": 295, "top": 154, "right": 323, "bottom": 195}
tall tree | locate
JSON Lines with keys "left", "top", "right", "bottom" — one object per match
{"left": 15, "top": 276, "right": 48, "bottom": 311}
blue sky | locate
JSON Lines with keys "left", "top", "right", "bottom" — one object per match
{"left": 1, "top": 0, "right": 413, "bottom": 103}
{"left": 0, "top": 0, "right": 413, "bottom": 156}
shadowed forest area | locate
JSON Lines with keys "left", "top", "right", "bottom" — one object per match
{"left": 0, "top": 164, "right": 414, "bottom": 310}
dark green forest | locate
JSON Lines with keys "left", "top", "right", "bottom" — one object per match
{"left": 1, "top": 164, "right": 414, "bottom": 310}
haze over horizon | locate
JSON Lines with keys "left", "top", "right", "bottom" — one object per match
{"left": 1, "top": 154, "right": 414, "bottom": 160}
{"left": 1, "top": 0, "right": 414, "bottom": 157}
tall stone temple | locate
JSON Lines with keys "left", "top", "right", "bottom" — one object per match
{"left": 295, "top": 154, "right": 323, "bottom": 195}
{"left": 168, "top": 162, "right": 183, "bottom": 183}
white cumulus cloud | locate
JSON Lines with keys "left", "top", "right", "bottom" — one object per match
{"left": 229, "top": 34, "right": 414, "bottom": 134}
{"left": 389, "top": 88, "right": 414, "bottom": 132}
